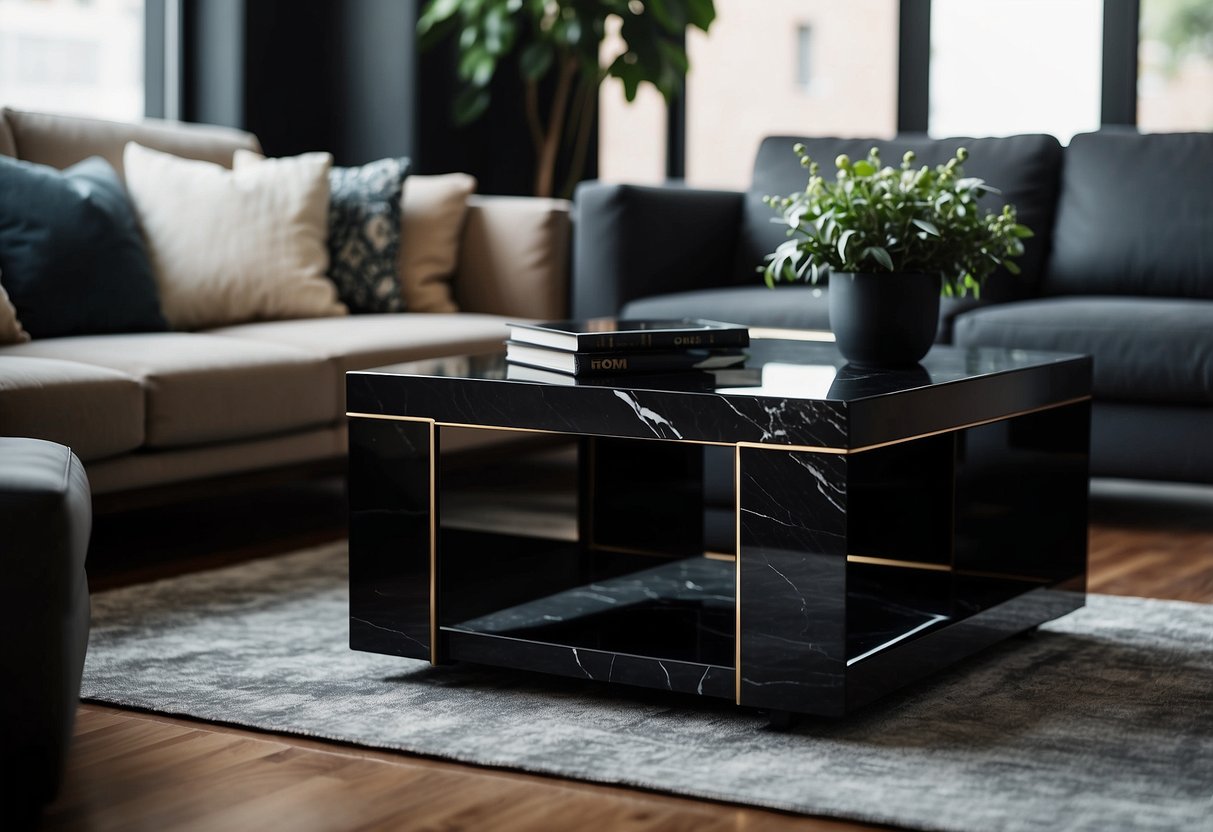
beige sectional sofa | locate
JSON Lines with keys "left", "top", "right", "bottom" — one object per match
{"left": 0, "top": 109, "right": 570, "bottom": 499}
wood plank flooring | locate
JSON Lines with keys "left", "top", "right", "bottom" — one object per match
{"left": 39, "top": 476, "right": 1213, "bottom": 831}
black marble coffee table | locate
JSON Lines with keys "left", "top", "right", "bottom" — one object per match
{"left": 347, "top": 340, "right": 1092, "bottom": 717}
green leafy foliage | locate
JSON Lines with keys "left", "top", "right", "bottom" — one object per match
{"left": 418, "top": 0, "right": 715, "bottom": 119}
{"left": 762, "top": 145, "right": 1033, "bottom": 298}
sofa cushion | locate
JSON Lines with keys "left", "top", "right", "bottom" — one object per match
{"left": 400, "top": 173, "right": 477, "bottom": 313}
{"left": 0, "top": 155, "right": 168, "bottom": 339}
{"left": 953, "top": 297, "right": 1213, "bottom": 404}
{"left": 0, "top": 356, "right": 144, "bottom": 461}
{"left": 1089, "top": 402, "right": 1213, "bottom": 484}
{"left": 234, "top": 150, "right": 412, "bottom": 314}
{"left": 621, "top": 286, "right": 832, "bottom": 331}
{"left": 743, "top": 134, "right": 1064, "bottom": 302}
{"left": 326, "top": 156, "right": 411, "bottom": 313}
{"left": 1045, "top": 131, "right": 1213, "bottom": 299}
{"left": 124, "top": 143, "right": 346, "bottom": 330}
{"left": 0, "top": 334, "right": 338, "bottom": 448}
{"left": 455, "top": 195, "right": 572, "bottom": 320}
{"left": 210, "top": 314, "right": 511, "bottom": 407}
{"left": 1, "top": 107, "right": 260, "bottom": 177}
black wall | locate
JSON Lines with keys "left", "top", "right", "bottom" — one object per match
{"left": 177, "top": 0, "right": 591, "bottom": 194}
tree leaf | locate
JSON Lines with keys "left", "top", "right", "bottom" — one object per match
{"left": 418, "top": 0, "right": 462, "bottom": 35}
{"left": 863, "top": 246, "right": 894, "bottom": 271}
{"left": 912, "top": 218, "right": 940, "bottom": 236}
{"left": 520, "top": 41, "right": 553, "bottom": 80}
{"left": 837, "top": 228, "right": 856, "bottom": 262}
{"left": 685, "top": 0, "right": 717, "bottom": 30}
{"left": 645, "top": 0, "right": 686, "bottom": 33}
{"left": 453, "top": 87, "right": 490, "bottom": 125}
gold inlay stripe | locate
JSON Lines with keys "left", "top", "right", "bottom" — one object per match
{"left": 847, "top": 555, "right": 952, "bottom": 572}
{"left": 734, "top": 443, "right": 742, "bottom": 706}
{"left": 428, "top": 421, "right": 438, "bottom": 666}
{"left": 349, "top": 394, "right": 1089, "bottom": 456}
{"left": 846, "top": 555, "right": 1054, "bottom": 585}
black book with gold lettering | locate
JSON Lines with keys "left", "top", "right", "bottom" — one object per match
{"left": 505, "top": 341, "right": 746, "bottom": 376}
{"left": 507, "top": 318, "right": 749, "bottom": 352}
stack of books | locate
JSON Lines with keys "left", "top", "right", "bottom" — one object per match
{"left": 505, "top": 318, "right": 750, "bottom": 380}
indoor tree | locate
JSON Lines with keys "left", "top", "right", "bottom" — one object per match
{"left": 418, "top": 0, "right": 715, "bottom": 197}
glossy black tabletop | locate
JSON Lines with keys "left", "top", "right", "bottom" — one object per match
{"left": 347, "top": 340, "right": 1092, "bottom": 449}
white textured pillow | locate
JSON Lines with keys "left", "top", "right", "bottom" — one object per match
{"left": 123, "top": 142, "right": 346, "bottom": 329}
{"left": 399, "top": 173, "right": 477, "bottom": 313}
{"left": 0, "top": 271, "right": 30, "bottom": 344}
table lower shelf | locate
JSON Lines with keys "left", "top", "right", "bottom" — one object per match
{"left": 437, "top": 529, "right": 1062, "bottom": 680}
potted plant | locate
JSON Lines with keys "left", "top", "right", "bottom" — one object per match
{"left": 762, "top": 144, "right": 1033, "bottom": 367}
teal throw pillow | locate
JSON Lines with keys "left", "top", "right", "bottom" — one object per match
{"left": 0, "top": 155, "right": 168, "bottom": 338}
{"left": 327, "top": 157, "right": 411, "bottom": 313}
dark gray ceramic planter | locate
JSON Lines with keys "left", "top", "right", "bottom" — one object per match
{"left": 828, "top": 271, "right": 941, "bottom": 367}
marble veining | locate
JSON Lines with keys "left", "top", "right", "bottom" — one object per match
{"left": 612, "top": 390, "right": 684, "bottom": 439}
{"left": 454, "top": 557, "right": 733, "bottom": 635}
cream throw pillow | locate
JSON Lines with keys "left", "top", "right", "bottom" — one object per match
{"left": 400, "top": 173, "right": 477, "bottom": 313}
{"left": 123, "top": 142, "right": 346, "bottom": 329}
{"left": 0, "top": 270, "right": 31, "bottom": 344}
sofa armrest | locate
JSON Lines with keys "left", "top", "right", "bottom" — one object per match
{"left": 572, "top": 182, "right": 745, "bottom": 319}
{"left": 453, "top": 195, "right": 571, "bottom": 320}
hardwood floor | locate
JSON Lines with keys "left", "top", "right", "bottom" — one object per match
{"left": 40, "top": 475, "right": 1213, "bottom": 831}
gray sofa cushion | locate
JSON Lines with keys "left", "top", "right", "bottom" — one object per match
{"left": 621, "top": 286, "right": 832, "bottom": 331}
{"left": 1090, "top": 401, "right": 1213, "bottom": 484}
{"left": 621, "top": 286, "right": 981, "bottom": 343}
{"left": 1045, "top": 131, "right": 1213, "bottom": 299}
{"left": 953, "top": 296, "right": 1213, "bottom": 404}
{"left": 1, "top": 333, "right": 338, "bottom": 447}
{"left": 0, "top": 355, "right": 144, "bottom": 461}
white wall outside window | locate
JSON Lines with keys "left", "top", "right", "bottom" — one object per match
{"left": 930, "top": 0, "right": 1103, "bottom": 143}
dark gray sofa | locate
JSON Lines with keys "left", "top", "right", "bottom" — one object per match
{"left": 572, "top": 131, "right": 1213, "bottom": 484}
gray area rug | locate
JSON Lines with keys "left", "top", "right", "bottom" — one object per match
{"left": 82, "top": 542, "right": 1213, "bottom": 832}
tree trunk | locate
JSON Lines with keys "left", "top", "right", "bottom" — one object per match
{"left": 533, "top": 55, "right": 578, "bottom": 198}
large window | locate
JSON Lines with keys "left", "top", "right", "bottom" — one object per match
{"left": 0, "top": 0, "right": 143, "bottom": 121}
{"left": 597, "top": 0, "right": 899, "bottom": 189}
{"left": 929, "top": 0, "right": 1103, "bottom": 142}
{"left": 597, "top": 15, "right": 668, "bottom": 186}
{"left": 684, "top": 0, "right": 898, "bottom": 189}
{"left": 1138, "top": 0, "right": 1213, "bottom": 131}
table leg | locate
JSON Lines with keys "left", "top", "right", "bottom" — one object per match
{"left": 736, "top": 446, "right": 848, "bottom": 715}
{"left": 348, "top": 416, "right": 437, "bottom": 663}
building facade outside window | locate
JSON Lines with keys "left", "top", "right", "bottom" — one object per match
{"left": 684, "top": 0, "right": 897, "bottom": 189}
{"left": 0, "top": 0, "right": 143, "bottom": 121}
{"left": 598, "top": 0, "right": 898, "bottom": 189}
{"left": 1138, "top": 0, "right": 1213, "bottom": 131}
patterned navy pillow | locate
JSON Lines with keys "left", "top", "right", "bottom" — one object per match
{"left": 327, "top": 157, "right": 411, "bottom": 313}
